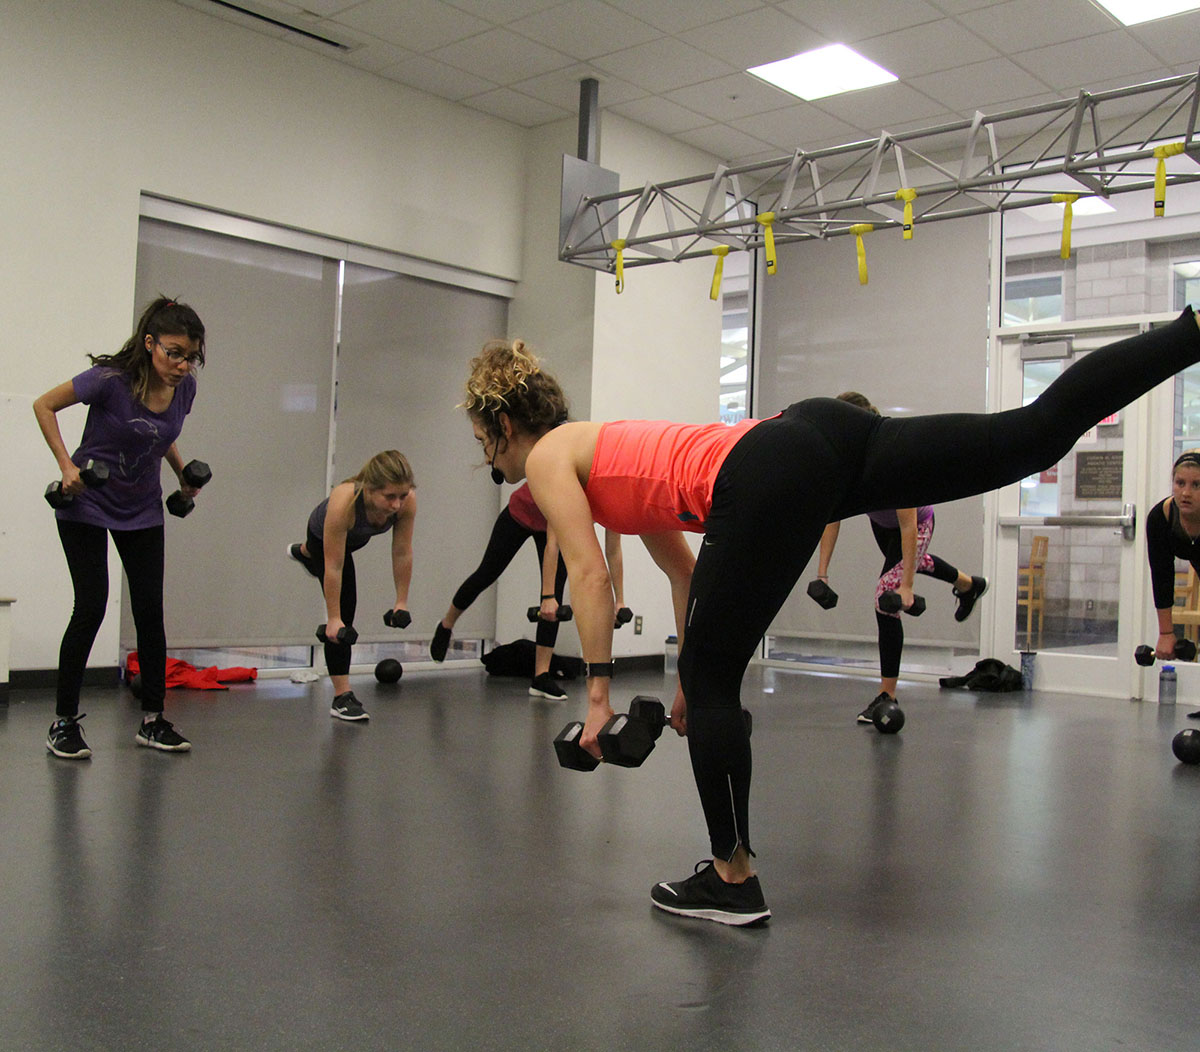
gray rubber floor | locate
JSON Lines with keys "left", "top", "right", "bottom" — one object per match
{"left": 2, "top": 662, "right": 1197, "bottom": 1051}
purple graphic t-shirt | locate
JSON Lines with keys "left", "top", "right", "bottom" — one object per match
{"left": 55, "top": 366, "right": 197, "bottom": 530}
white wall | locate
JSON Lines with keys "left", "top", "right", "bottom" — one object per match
{"left": 0, "top": 0, "right": 528, "bottom": 670}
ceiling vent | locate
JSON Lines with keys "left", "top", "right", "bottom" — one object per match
{"left": 196, "top": 0, "right": 357, "bottom": 51}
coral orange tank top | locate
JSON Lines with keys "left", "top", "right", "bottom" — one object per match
{"left": 585, "top": 418, "right": 760, "bottom": 533}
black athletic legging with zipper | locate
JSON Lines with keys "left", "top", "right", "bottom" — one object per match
{"left": 677, "top": 307, "right": 1200, "bottom": 861}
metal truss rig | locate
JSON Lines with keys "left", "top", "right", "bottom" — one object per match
{"left": 560, "top": 71, "right": 1200, "bottom": 273}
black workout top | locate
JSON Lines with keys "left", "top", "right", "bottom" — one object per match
{"left": 1146, "top": 497, "right": 1200, "bottom": 609}
{"left": 306, "top": 489, "right": 397, "bottom": 553}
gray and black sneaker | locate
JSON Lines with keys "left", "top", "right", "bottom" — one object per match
{"left": 651, "top": 860, "right": 771, "bottom": 926}
{"left": 953, "top": 575, "right": 988, "bottom": 622}
{"left": 529, "top": 672, "right": 567, "bottom": 701}
{"left": 47, "top": 715, "right": 92, "bottom": 759}
{"left": 857, "top": 691, "right": 894, "bottom": 725}
{"left": 286, "top": 542, "right": 317, "bottom": 577}
{"left": 135, "top": 716, "right": 191, "bottom": 752}
{"left": 331, "top": 691, "right": 369, "bottom": 721}
{"left": 430, "top": 622, "right": 452, "bottom": 663}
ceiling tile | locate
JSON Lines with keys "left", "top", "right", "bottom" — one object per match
{"left": 609, "top": 95, "right": 712, "bottom": 135}
{"left": 601, "top": 0, "right": 765, "bottom": 35}
{"left": 674, "top": 122, "right": 775, "bottom": 163}
{"left": 1129, "top": 11, "right": 1200, "bottom": 66}
{"left": 376, "top": 51, "right": 499, "bottom": 98}
{"left": 664, "top": 73, "right": 799, "bottom": 122}
{"left": 678, "top": 7, "right": 827, "bottom": 68}
{"left": 509, "top": 64, "right": 649, "bottom": 109}
{"left": 430, "top": 26, "right": 575, "bottom": 83}
{"left": 269, "top": 1, "right": 363, "bottom": 15}
{"left": 460, "top": 87, "right": 574, "bottom": 126}
{"left": 909, "top": 57, "right": 1051, "bottom": 113}
{"left": 507, "top": 0, "right": 661, "bottom": 59}
{"left": 811, "top": 81, "right": 952, "bottom": 131}
{"left": 737, "top": 105, "right": 865, "bottom": 151}
{"left": 441, "top": 0, "right": 564, "bottom": 23}
{"left": 593, "top": 37, "right": 739, "bottom": 93}
{"left": 957, "top": 0, "right": 1117, "bottom": 51}
{"left": 1011, "top": 30, "right": 1166, "bottom": 92}
{"left": 775, "top": 0, "right": 944, "bottom": 42}
{"left": 857, "top": 18, "right": 1000, "bottom": 78}
{"left": 332, "top": 0, "right": 491, "bottom": 52}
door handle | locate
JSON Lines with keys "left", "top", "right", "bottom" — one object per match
{"left": 999, "top": 503, "right": 1136, "bottom": 540}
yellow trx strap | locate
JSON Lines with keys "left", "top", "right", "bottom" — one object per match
{"left": 850, "top": 223, "right": 873, "bottom": 285}
{"left": 1154, "top": 142, "right": 1186, "bottom": 217}
{"left": 1051, "top": 194, "right": 1078, "bottom": 259}
{"left": 756, "top": 212, "right": 777, "bottom": 274}
{"left": 710, "top": 245, "right": 730, "bottom": 301}
{"left": 895, "top": 188, "right": 917, "bottom": 240}
{"left": 611, "top": 239, "right": 626, "bottom": 294}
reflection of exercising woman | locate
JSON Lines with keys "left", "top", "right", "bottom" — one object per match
{"left": 1146, "top": 449, "right": 1200, "bottom": 716}
{"left": 463, "top": 309, "right": 1200, "bottom": 927}
{"left": 430, "top": 482, "right": 570, "bottom": 700}
{"left": 289, "top": 452, "right": 416, "bottom": 722}
{"left": 817, "top": 392, "right": 986, "bottom": 724}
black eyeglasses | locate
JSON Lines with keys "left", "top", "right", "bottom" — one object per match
{"left": 155, "top": 340, "right": 202, "bottom": 366}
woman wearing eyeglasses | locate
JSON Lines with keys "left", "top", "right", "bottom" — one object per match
{"left": 33, "top": 296, "right": 208, "bottom": 759}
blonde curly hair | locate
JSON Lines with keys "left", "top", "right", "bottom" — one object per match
{"left": 463, "top": 339, "right": 569, "bottom": 442}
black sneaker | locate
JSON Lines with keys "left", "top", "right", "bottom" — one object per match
{"left": 430, "top": 622, "right": 452, "bottom": 663}
{"left": 331, "top": 691, "right": 369, "bottom": 721}
{"left": 286, "top": 542, "right": 317, "bottom": 576}
{"left": 529, "top": 672, "right": 567, "bottom": 700}
{"left": 1188, "top": 710, "right": 1200, "bottom": 720}
{"left": 47, "top": 715, "right": 92, "bottom": 759}
{"left": 857, "top": 692, "right": 893, "bottom": 725}
{"left": 651, "top": 860, "right": 771, "bottom": 926}
{"left": 135, "top": 716, "right": 191, "bottom": 752}
{"left": 953, "top": 575, "right": 988, "bottom": 622}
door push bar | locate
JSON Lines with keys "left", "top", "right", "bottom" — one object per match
{"left": 998, "top": 503, "right": 1136, "bottom": 541}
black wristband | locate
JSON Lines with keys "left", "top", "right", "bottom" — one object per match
{"left": 585, "top": 661, "right": 615, "bottom": 678}
{"left": 540, "top": 594, "right": 555, "bottom": 600}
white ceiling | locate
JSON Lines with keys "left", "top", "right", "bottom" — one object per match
{"left": 175, "top": 0, "right": 1200, "bottom": 164}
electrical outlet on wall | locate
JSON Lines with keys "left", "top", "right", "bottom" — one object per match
{"left": 634, "top": 616, "right": 643, "bottom": 634}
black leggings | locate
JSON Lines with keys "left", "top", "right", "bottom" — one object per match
{"left": 303, "top": 534, "right": 359, "bottom": 677}
{"left": 871, "top": 519, "right": 960, "bottom": 680}
{"left": 678, "top": 308, "right": 1200, "bottom": 860}
{"left": 451, "top": 507, "right": 568, "bottom": 650}
{"left": 56, "top": 520, "right": 166, "bottom": 717}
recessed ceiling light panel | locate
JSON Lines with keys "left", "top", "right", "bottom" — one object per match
{"left": 1091, "top": 0, "right": 1200, "bottom": 26}
{"left": 748, "top": 44, "right": 897, "bottom": 101}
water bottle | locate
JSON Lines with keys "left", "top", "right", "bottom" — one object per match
{"left": 1159, "top": 665, "right": 1177, "bottom": 706}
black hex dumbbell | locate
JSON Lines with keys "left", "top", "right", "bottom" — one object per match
{"left": 553, "top": 721, "right": 599, "bottom": 772}
{"left": 879, "top": 590, "right": 926, "bottom": 616}
{"left": 599, "top": 696, "right": 753, "bottom": 769}
{"left": 166, "top": 460, "right": 211, "bottom": 518}
{"left": 383, "top": 609, "right": 412, "bottom": 629}
{"left": 316, "top": 623, "right": 358, "bottom": 645}
{"left": 806, "top": 578, "right": 838, "bottom": 609}
{"left": 527, "top": 604, "right": 573, "bottom": 622}
{"left": 1135, "top": 639, "right": 1198, "bottom": 666}
{"left": 45, "top": 459, "right": 109, "bottom": 508}
{"left": 614, "top": 606, "right": 634, "bottom": 629}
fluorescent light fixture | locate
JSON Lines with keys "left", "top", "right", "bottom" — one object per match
{"left": 748, "top": 44, "right": 897, "bottom": 101}
{"left": 1023, "top": 196, "right": 1117, "bottom": 222}
{"left": 1091, "top": 0, "right": 1200, "bottom": 25}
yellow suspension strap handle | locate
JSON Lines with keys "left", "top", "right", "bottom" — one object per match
{"left": 850, "top": 223, "right": 873, "bottom": 285}
{"left": 895, "top": 188, "right": 917, "bottom": 240}
{"left": 710, "top": 245, "right": 730, "bottom": 301}
{"left": 1051, "top": 194, "right": 1078, "bottom": 260}
{"left": 610, "top": 239, "right": 626, "bottom": 294}
{"left": 756, "top": 212, "right": 777, "bottom": 275}
{"left": 1154, "top": 142, "right": 1186, "bottom": 217}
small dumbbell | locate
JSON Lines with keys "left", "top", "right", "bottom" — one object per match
{"left": 45, "top": 460, "right": 109, "bottom": 508}
{"left": 553, "top": 721, "right": 599, "bottom": 772}
{"left": 316, "top": 623, "right": 358, "bottom": 645}
{"left": 1135, "top": 639, "right": 1198, "bottom": 666}
{"left": 383, "top": 609, "right": 412, "bottom": 629}
{"left": 879, "top": 590, "right": 926, "bottom": 616}
{"left": 166, "top": 460, "right": 211, "bottom": 518}
{"left": 599, "top": 696, "right": 753, "bottom": 769}
{"left": 614, "top": 606, "right": 634, "bottom": 628}
{"left": 806, "top": 579, "right": 838, "bottom": 609}
{"left": 527, "top": 604, "right": 573, "bottom": 622}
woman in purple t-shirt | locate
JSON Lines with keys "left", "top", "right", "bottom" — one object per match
{"left": 33, "top": 297, "right": 207, "bottom": 759}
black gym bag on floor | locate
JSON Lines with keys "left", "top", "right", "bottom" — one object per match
{"left": 481, "top": 639, "right": 583, "bottom": 680}
{"left": 939, "top": 658, "right": 1024, "bottom": 692}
